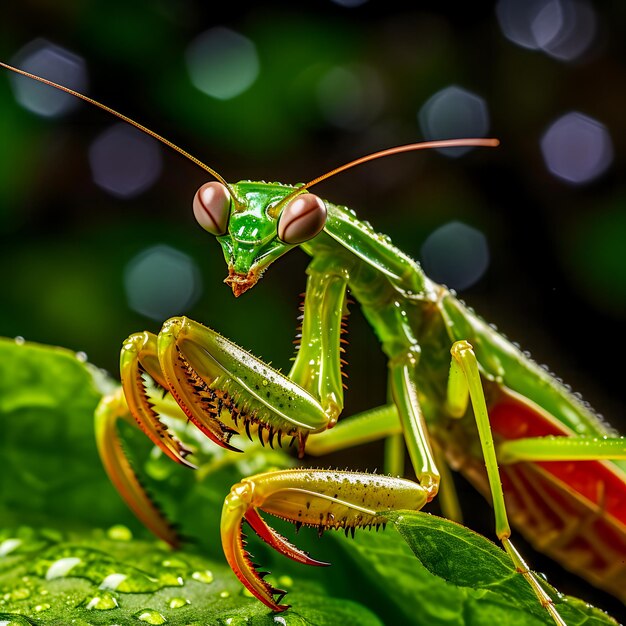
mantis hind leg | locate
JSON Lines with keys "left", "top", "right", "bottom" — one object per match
{"left": 448, "top": 340, "right": 566, "bottom": 626}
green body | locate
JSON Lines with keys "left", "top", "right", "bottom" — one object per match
{"left": 96, "top": 178, "right": 626, "bottom": 620}
{"left": 204, "top": 181, "right": 625, "bottom": 617}
{"left": 223, "top": 182, "right": 616, "bottom": 464}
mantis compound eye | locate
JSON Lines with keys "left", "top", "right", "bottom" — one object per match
{"left": 193, "top": 181, "right": 231, "bottom": 236}
{"left": 277, "top": 193, "right": 327, "bottom": 244}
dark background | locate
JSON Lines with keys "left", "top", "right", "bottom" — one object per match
{"left": 1, "top": 0, "right": 624, "bottom": 619}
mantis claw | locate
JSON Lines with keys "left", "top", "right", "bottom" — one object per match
{"left": 95, "top": 389, "right": 182, "bottom": 547}
{"left": 119, "top": 317, "right": 330, "bottom": 462}
{"left": 105, "top": 317, "right": 334, "bottom": 554}
{"left": 222, "top": 481, "right": 292, "bottom": 612}
{"left": 120, "top": 332, "right": 198, "bottom": 469}
{"left": 158, "top": 317, "right": 329, "bottom": 450}
{"left": 158, "top": 318, "right": 243, "bottom": 452}
{"left": 221, "top": 468, "right": 429, "bottom": 611}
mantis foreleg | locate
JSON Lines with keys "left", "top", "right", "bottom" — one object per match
{"left": 221, "top": 467, "right": 431, "bottom": 611}
{"left": 95, "top": 389, "right": 181, "bottom": 547}
{"left": 288, "top": 254, "right": 349, "bottom": 427}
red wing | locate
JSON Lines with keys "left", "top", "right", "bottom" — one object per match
{"left": 489, "top": 393, "right": 626, "bottom": 526}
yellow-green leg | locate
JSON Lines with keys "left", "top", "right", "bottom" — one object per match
{"left": 303, "top": 402, "right": 406, "bottom": 475}
{"left": 222, "top": 467, "right": 432, "bottom": 611}
{"left": 306, "top": 402, "right": 463, "bottom": 520}
{"left": 498, "top": 435, "right": 626, "bottom": 464}
{"left": 389, "top": 351, "right": 440, "bottom": 499}
{"left": 448, "top": 340, "right": 566, "bottom": 626}
{"left": 305, "top": 404, "right": 401, "bottom": 456}
{"left": 95, "top": 388, "right": 180, "bottom": 547}
{"left": 308, "top": 349, "right": 441, "bottom": 501}
{"left": 384, "top": 433, "right": 405, "bottom": 477}
{"left": 432, "top": 443, "right": 463, "bottom": 523}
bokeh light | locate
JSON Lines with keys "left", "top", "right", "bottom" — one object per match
{"left": 495, "top": 0, "right": 597, "bottom": 62}
{"left": 420, "top": 221, "right": 490, "bottom": 291}
{"left": 418, "top": 86, "right": 489, "bottom": 158}
{"left": 89, "top": 123, "right": 163, "bottom": 199}
{"left": 331, "top": 0, "right": 369, "bottom": 7}
{"left": 9, "top": 39, "right": 88, "bottom": 118}
{"left": 185, "top": 27, "right": 259, "bottom": 100}
{"left": 317, "top": 65, "right": 385, "bottom": 130}
{"left": 540, "top": 112, "right": 613, "bottom": 185}
{"left": 543, "top": 0, "right": 596, "bottom": 62}
{"left": 124, "top": 245, "right": 202, "bottom": 321}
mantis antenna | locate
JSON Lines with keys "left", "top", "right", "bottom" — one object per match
{"left": 272, "top": 137, "right": 500, "bottom": 214}
{"left": 0, "top": 61, "right": 236, "bottom": 198}
{"left": 1, "top": 61, "right": 499, "bottom": 216}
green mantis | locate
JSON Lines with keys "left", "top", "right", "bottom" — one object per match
{"left": 2, "top": 61, "right": 626, "bottom": 626}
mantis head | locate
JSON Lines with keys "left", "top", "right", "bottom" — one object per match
{"left": 193, "top": 181, "right": 327, "bottom": 297}
{"left": 0, "top": 62, "right": 499, "bottom": 298}
{"left": 191, "top": 139, "right": 501, "bottom": 297}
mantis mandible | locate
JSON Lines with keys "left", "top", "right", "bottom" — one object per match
{"left": 2, "top": 61, "right": 626, "bottom": 626}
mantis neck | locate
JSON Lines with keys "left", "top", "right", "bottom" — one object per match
{"left": 302, "top": 200, "right": 431, "bottom": 302}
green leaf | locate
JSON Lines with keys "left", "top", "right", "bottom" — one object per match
{"left": 0, "top": 338, "right": 134, "bottom": 530}
{"left": 0, "top": 527, "right": 382, "bottom": 625}
{"left": 387, "top": 510, "right": 617, "bottom": 626}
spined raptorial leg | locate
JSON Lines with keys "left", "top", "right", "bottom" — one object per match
{"left": 95, "top": 388, "right": 184, "bottom": 546}
{"left": 448, "top": 340, "right": 566, "bottom": 626}
{"left": 96, "top": 316, "right": 332, "bottom": 546}
{"left": 305, "top": 404, "right": 463, "bottom": 522}
{"left": 221, "top": 468, "right": 430, "bottom": 611}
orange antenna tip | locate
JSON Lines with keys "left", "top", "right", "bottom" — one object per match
{"left": 278, "top": 137, "right": 500, "bottom": 206}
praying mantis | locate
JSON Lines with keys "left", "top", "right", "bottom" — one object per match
{"left": 2, "top": 60, "right": 626, "bottom": 626}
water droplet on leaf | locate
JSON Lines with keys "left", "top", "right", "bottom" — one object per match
{"left": 107, "top": 525, "right": 133, "bottom": 541}
{"left": 0, "top": 539, "right": 22, "bottom": 557}
{"left": 3, "top": 588, "right": 30, "bottom": 601}
{"left": 160, "top": 557, "right": 187, "bottom": 569}
{"left": 81, "top": 591, "right": 119, "bottom": 610}
{"left": 191, "top": 570, "right": 214, "bottom": 584}
{"left": 167, "top": 596, "right": 190, "bottom": 609}
{"left": 134, "top": 609, "right": 167, "bottom": 624}
{"left": 46, "top": 556, "right": 82, "bottom": 580}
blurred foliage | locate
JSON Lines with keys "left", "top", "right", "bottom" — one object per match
{"left": 0, "top": 0, "right": 624, "bottom": 619}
